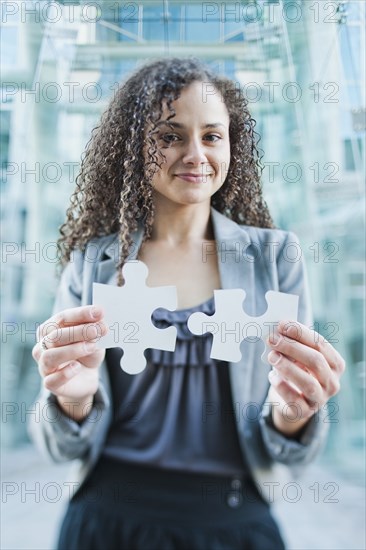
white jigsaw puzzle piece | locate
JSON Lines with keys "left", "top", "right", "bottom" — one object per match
{"left": 187, "top": 289, "right": 298, "bottom": 363}
{"left": 93, "top": 261, "right": 177, "bottom": 375}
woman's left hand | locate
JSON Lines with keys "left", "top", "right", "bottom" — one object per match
{"left": 267, "top": 320, "right": 346, "bottom": 437}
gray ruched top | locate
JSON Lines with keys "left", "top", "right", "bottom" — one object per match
{"left": 102, "top": 297, "right": 247, "bottom": 476}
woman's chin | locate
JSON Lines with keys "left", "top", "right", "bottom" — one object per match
{"left": 153, "top": 187, "right": 217, "bottom": 209}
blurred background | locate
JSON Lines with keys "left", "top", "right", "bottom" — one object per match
{"left": 1, "top": 1, "right": 365, "bottom": 548}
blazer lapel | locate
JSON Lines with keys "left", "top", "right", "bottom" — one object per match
{"left": 95, "top": 228, "right": 145, "bottom": 284}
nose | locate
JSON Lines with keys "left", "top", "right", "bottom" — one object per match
{"left": 182, "top": 137, "right": 207, "bottom": 166}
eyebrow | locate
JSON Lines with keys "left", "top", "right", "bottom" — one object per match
{"left": 157, "top": 121, "right": 226, "bottom": 129}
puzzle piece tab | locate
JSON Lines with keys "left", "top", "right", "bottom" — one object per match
{"left": 187, "top": 289, "right": 298, "bottom": 363}
{"left": 93, "top": 261, "right": 177, "bottom": 374}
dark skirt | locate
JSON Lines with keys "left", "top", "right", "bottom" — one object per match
{"left": 57, "top": 457, "right": 286, "bottom": 550}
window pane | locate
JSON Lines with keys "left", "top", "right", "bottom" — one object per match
{"left": 1, "top": 27, "right": 18, "bottom": 66}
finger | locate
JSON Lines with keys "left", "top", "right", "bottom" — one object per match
{"left": 32, "top": 341, "right": 42, "bottom": 363}
{"left": 32, "top": 338, "right": 57, "bottom": 362}
{"left": 268, "top": 333, "right": 332, "bottom": 385}
{"left": 38, "top": 341, "right": 99, "bottom": 377}
{"left": 39, "top": 321, "right": 107, "bottom": 350}
{"left": 43, "top": 361, "right": 83, "bottom": 393}
{"left": 268, "top": 351, "right": 324, "bottom": 407}
{"left": 33, "top": 339, "right": 56, "bottom": 363}
{"left": 37, "top": 306, "right": 104, "bottom": 341}
{"left": 278, "top": 320, "right": 346, "bottom": 376}
{"left": 268, "top": 369, "right": 317, "bottom": 420}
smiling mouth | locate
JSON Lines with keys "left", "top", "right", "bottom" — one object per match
{"left": 175, "top": 173, "right": 213, "bottom": 182}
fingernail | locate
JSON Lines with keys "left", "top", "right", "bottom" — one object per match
{"left": 269, "top": 333, "right": 281, "bottom": 346}
{"left": 268, "top": 351, "right": 282, "bottom": 365}
{"left": 91, "top": 307, "right": 102, "bottom": 319}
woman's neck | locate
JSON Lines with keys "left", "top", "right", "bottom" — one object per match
{"left": 151, "top": 202, "right": 214, "bottom": 245}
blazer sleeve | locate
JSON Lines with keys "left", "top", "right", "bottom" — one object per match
{"left": 27, "top": 250, "right": 111, "bottom": 463}
{"left": 259, "top": 231, "right": 330, "bottom": 469}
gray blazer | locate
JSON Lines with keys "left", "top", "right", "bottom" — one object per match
{"left": 28, "top": 208, "right": 329, "bottom": 502}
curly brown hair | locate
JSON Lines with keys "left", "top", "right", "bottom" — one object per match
{"left": 58, "top": 57, "right": 274, "bottom": 278}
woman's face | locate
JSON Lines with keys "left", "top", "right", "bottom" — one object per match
{"left": 148, "top": 81, "right": 231, "bottom": 209}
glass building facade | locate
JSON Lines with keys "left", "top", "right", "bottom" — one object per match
{"left": 1, "top": 0, "right": 365, "bottom": 476}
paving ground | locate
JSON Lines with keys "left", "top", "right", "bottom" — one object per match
{"left": 1, "top": 444, "right": 365, "bottom": 550}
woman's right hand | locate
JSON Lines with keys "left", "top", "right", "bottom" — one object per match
{"left": 32, "top": 306, "right": 108, "bottom": 421}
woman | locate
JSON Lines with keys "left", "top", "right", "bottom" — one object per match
{"left": 30, "top": 58, "right": 345, "bottom": 550}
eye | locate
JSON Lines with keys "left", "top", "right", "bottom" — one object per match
{"left": 204, "top": 134, "right": 222, "bottom": 142}
{"left": 160, "top": 133, "right": 180, "bottom": 144}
